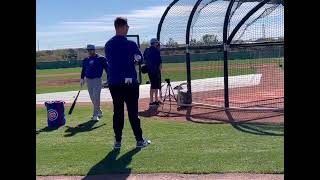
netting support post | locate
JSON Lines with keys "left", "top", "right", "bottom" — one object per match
{"left": 184, "top": 0, "right": 204, "bottom": 104}
{"left": 156, "top": 0, "right": 179, "bottom": 41}
{"left": 223, "top": 43, "right": 230, "bottom": 108}
{"left": 223, "top": 0, "right": 236, "bottom": 108}
{"left": 186, "top": 45, "right": 192, "bottom": 95}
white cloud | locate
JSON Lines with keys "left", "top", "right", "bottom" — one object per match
{"left": 37, "top": 1, "right": 284, "bottom": 50}
{"left": 37, "top": 5, "right": 166, "bottom": 39}
{"left": 119, "top": 6, "right": 166, "bottom": 18}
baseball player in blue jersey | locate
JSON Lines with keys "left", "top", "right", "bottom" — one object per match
{"left": 80, "top": 44, "right": 108, "bottom": 121}
{"left": 105, "top": 17, "right": 151, "bottom": 149}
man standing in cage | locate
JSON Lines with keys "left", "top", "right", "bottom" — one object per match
{"left": 143, "top": 38, "right": 162, "bottom": 106}
{"left": 105, "top": 17, "right": 151, "bottom": 149}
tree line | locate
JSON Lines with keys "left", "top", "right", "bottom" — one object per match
{"left": 36, "top": 34, "right": 283, "bottom": 62}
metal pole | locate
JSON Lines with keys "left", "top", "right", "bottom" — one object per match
{"left": 37, "top": 40, "right": 40, "bottom": 51}
{"left": 156, "top": 0, "right": 179, "bottom": 41}
{"left": 184, "top": 0, "right": 203, "bottom": 101}
{"left": 222, "top": 0, "right": 236, "bottom": 108}
{"left": 186, "top": 45, "right": 192, "bottom": 94}
{"left": 223, "top": 43, "right": 229, "bottom": 108}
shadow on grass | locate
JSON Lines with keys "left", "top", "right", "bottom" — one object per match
{"left": 231, "top": 122, "right": 284, "bottom": 136}
{"left": 138, "top": 105, "right": 159, "bottom": 117}
{"left": 185, "top": 108, "right": 284, "bottom": 136}
{"left": 83, "top": 148, "right": 141, "bottom": 180}
{"left": 36, "top": 126, "right": 60, "bottom": 135}
{"left": 226, "top": 110, "right": 283, "bottom": 136}
{"left": 64, "top": 120, "right": 106, "bottom": 137}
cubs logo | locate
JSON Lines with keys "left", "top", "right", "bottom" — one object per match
{"left": 89, "top": 60, "right": 94, "bottom": 66}
{"left": 48, "top": 109, "right": 58, "bottom": 121}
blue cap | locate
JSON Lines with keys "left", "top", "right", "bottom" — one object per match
{"left": 86, "top": 44, "right": 96, "bottom": 50}
{"left": 150, "top": 38, "right": 159, "bottom": 45}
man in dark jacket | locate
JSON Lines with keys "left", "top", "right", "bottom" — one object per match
{"left": 143, "top": 38, "right": 162, "bottom": 106}
{"left": 105, "top": 17, "right": 151, "bottom": 149}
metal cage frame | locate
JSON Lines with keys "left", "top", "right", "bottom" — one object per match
{"left": 156, "top": 0, "right": 284, "bottom": 111}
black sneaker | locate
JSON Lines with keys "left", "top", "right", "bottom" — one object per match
{"left": 136, "top": 139, "right": 151, "bottom": 148}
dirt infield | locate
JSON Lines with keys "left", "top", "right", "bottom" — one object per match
{"left": 138, "top": 64, "right": 283, "bottom": 124}
{"left": 138, "top": 98, "right": 283, "bottom": 125}
{"left": 56, "top": 98, "right": 282, "bottom": 124}
{"left": 191, "top": 64, "right": 284, "bottom": 109}
{"left": 38, "top": 79, "right": 79, "bottom": 87}
{"left": 36, "top": 173, "right": 284, "bottom": 180}
{"left": 138, "top": 66, "right": 283, "bottom": 124}
{"left": 37, "top": 72, "right": 80, "bottom": 78}
{"left": 162, "top": 63, "right": 252, "bottom": 72}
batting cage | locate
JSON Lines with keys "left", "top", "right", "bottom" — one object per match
{"left": 156, "top": 0, "right": 284, "bottom": 122}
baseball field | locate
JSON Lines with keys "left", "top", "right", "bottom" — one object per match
{"left": 36, "top": 57, "right": 284, "bottom": 178}
{"left": 36, "top": 58, "right": 283, "bottom": 94}
{"left": 36, "top": 105, "right": 284, "bottom": 176}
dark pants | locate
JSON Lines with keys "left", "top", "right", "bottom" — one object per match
{"left": 109, "top": 83, "right": 143, "bottom": 142}
{"left": 148, "top": 70, "right": 161, "bottom": 89}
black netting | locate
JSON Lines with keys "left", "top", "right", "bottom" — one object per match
{"left": 158, "top": 0, "right": 198, "bottom": 100}
{"left": 227, "top": 45, "right": 284, "bottom": 109}
{"left": 189, "top": 0, "right": 226, "bottom": 45}
{"left": 157, "top": 0, "right": 284, "bottom": 118}
{"left": 187, "top": 0, "right": 227, "bottom": 107}
{"left": 226, "top": 0, "right": 283, "bottom": 110}
{"left": 229, "top": 1, "right": 284, "bottom": 43}
{"left": 158, "top": 0, "right": 198, "bottom": 46}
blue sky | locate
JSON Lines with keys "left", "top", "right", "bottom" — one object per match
{"left": 36, "top": 0, "right": 172, "bottom": 50}
{"left": 36, "top": 0, "right": 283, "bottom": 50}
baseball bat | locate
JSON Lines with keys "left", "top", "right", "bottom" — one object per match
{"left": 68, "top": 90, "right": 81, "bottom": 115}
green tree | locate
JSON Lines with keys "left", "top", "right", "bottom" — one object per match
{"left": 166, "top": 38, "right": 179, "bottom": 47}
{"left": 190, "top": 38, "right": 204, "bottom": 46}
{"left": 201, "top": 34, "right": 218, "bottom": 45}
{"left": 67, "top": 49, "right": 77, "bottom": 60}
{"left": 190, "top": 38, "right": 198, "bottom": 46}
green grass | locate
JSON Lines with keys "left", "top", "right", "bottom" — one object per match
{"left": 36, "top": 84, "right": 82, "bottom": 94}
{"left": 142, "top": 67, "right": 255, "bottom": 84}
{"left": 36, "top": 58, "right": 283, "bottom": 94}
{"left": 36, "top": 67, "right": 81, "bottom": 76}
{"left": 36, "top": 105, "right": 284, "bottom": 175}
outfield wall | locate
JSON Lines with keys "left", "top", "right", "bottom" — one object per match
{"left": 36, "top": 60, "right": 82, "bottom": 69}
{"left": 36, "top": 47, "right": 283, "bottom": 69}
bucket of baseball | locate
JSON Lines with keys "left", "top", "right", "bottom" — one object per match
{"left": 44, "top": 101, "right": 66, "bottom": 128}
